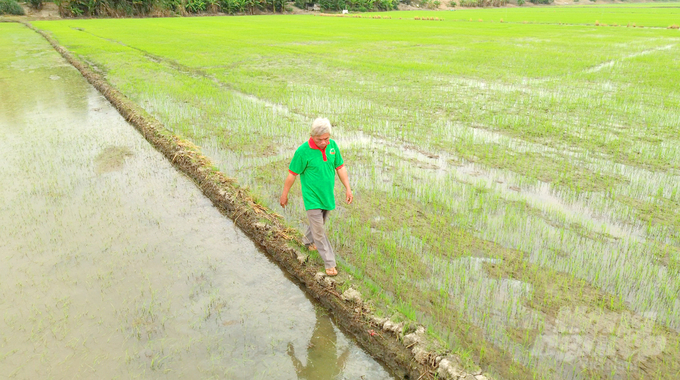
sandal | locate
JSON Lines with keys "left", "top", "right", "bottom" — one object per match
{"left": 325, "top": 267, "right": 338, "bottom": 277}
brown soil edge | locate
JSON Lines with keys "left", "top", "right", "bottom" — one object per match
{"left": 16, "top": 20, "right": 496, "bottom": 380}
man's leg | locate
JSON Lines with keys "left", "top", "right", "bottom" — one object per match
{"left": 302, "top": 224, "right": 314, "bottom": 249}
{"left": 305, "top": 209, "right": 335, "bottom": 269}
{"left": 302, "top": 210, "right": 331, "bottom": 248}
{"left": 302, "top": 218, "right": 318, "bottom": 250}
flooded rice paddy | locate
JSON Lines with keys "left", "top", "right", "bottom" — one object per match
{"left": 27, "top": 13, "right": 680, "bottom": 380}
{"left": 0, "top": 22, "right": 392, "bottom": 379}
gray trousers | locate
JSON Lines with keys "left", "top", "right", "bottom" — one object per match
{"left": 302, "top": 209, "right": 335, "bottom": 269}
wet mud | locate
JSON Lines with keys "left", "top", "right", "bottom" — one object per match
{"left": 94, "top": 145, "right": 134, "bottom": 173}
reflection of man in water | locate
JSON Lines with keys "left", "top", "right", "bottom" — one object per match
{"left": 286, "top": 311, "right": 350, "bottom": 379}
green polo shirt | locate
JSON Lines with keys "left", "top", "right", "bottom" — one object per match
{"left": 289, "top": 138, "right": 344, "bottom": 211}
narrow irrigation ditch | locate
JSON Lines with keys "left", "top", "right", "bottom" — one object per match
{"left": 10, "top": 20, "right": 500, "bottom": 380}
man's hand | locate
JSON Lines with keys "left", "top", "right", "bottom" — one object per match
{"left": 345, "top": 189, "right": 353, "bottom": 204}
{"left": 280, "top": 193, "right": 288, "bottom": 208}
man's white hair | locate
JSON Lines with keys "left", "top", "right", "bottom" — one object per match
{"left": 310, "top": 118, "right": 332, "bottom": 137}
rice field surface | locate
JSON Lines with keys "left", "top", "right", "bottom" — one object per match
{"left": 31, "top": 7, "right": 680, "bottom": 379}
{"left": 0, "top": 22, "right": 391, "bottom": 379}
{"left": 380, "top": 4, "right": 680, "bottom": 28}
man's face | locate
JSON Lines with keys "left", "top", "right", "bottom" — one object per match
{"left": 312, "top": 133, "right": 331, "bottom": 150}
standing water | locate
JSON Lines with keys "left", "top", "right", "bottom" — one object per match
{"left": 0, "top": 23, "right": 392, "bottom": 379}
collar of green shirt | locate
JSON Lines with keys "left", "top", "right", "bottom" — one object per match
{"left": 308, "top": 137, "right": 327, "bottom": 162}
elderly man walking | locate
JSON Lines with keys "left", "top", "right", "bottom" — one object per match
{"left": 280, "top": 118, "right": 353, "bottom": 277}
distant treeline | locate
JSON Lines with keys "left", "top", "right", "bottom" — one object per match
{"left": 296, "top": 0, "right": 399, "bottom": 12}
{"left": 47, "top": 0, "right": 399, "bottom": 17}
{"left": 50, "top": 0, "right": 397, "bottom": 16}
{"left": 9, "top": 0, "right": 680, "bottom": 18}
{"left": 53, "top": 0, "right": 287, "bottom": 16}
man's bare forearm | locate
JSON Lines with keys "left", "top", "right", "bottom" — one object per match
{"left": 337, "top": 166, "right": 351, "bottom": 192}
{"left": 280, "top": 172, "right": 297, "bottom": 207}
{"left": 282, "top": 172, "right": 297, "bottom": 196}
{"left": 337, "top": 166, "right": 353, "bottom": 204}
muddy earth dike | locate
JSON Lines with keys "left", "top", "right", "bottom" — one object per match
{"left": 15, "top": 20, "right": 495, "bottom": 380}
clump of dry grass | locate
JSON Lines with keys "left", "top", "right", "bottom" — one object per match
{"left": 668, "top": 24, "right": 679, "bottom": 30}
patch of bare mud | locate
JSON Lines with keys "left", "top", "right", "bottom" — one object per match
{"left": 94, "top": 145, "right": 133, "bottom": 173}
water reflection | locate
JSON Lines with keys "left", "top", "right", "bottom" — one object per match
{"left": 287, "top": 308, "right": 350, "bottom": 380}
{"left": 0, "top": 25, "right": 88, "bottom": 131}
